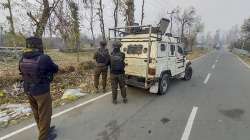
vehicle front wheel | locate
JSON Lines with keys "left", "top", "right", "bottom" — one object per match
{"left": 184, "top": 66, "right": 193, "bottom": 81}
{"left": 158, "top": 74, "right": 170, "bottom": 95}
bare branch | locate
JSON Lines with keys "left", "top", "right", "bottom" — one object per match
{"left": 27, "top": 12, "right": 39, "bottom": 25}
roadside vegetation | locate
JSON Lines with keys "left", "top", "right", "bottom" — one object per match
{"left": 0, "top": 50, "right": 103, "bottom": 104}
{"left": 0, "top": 49, "right": 114, "bottom": 127}
{"left": 228, "top": 16, "right": 250, "bottom": 65}
{"left": 238, "top": 54, "right": 250, "bottom": 65}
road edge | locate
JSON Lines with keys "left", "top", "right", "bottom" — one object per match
{"left": 0, "top": 92, "right": 112, "bottom": 140}
{"left": 191, "top": 50, "right": 213, "bottom": 62}
{"left": 234, "top": 53, "right": 250, "bottom": 69}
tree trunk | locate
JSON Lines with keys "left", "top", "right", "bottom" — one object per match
{"left": 48, "top": 17, "right": 53, "bottom": 51}
{"left": 6, "top": 0, "right": 17, "bottom": 55}
{"left": 125, "top": 0, "right": 134, "bottom": 28}
{"left": 7, "top": 0, "right": 15, "bottom": 35}
{"left": 113, "top": 0, "right": 119, "bottom": 37}
{"left": 140, "top": 0, "right": 145, "bottom": 26}
{"left": 181, "top": 22, "right": 185, "bottom": 39}
{"left": 98, "top": 0, "right": 106, "bottom": 41}
{"left": 35, "top": 0, "right": 50, "bottom": 39}
{"left": 90, "top": 0, "right": 95, "bottom": 43}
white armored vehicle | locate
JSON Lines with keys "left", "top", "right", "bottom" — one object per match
{"left": 108, "top": 19, "right": 192, "bottom": 95}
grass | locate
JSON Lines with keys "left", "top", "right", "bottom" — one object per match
{"left": 187, "top": 47, "right": 209, "bottom": 60}
{"left": 0, "top": 49, "right": 97, "bottom": 106}
{"left": 238, "top": 54, "right": 250, "bottom": 65}
{"left": 46, "top": 50, "right": 95, "bottom": 66}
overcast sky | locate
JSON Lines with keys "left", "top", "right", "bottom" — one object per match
{"left": 136, "top": 0, "right": 250, "bottom": 32}
{"left": 1, "top": 0, "right": 250, "bottom": 35}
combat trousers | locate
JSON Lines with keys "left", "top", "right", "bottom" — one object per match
{"left": 110, "top": 73, "right": 127, "bottom": 101}
{"left": 27, "top": 93, "right": 52, "bottom": 140}
{"left": 94, "top": 66, "right": 108, "bottom": 90}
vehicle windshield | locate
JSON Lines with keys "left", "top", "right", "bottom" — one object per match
{"left": 127, "top": 45, "right": 143, "bottom": 54}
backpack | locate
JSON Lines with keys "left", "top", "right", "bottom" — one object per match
{"left": 96, "top": 48, "right": 109, "bottom": 65}
{"left": 20, "top": 56, "right": 42, "bottom": 84}
{"left": 110, "top": 52, "right": 125, "bottom": 71}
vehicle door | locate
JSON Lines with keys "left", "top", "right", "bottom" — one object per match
{"left": 156, "top": 43, "right": 168, "bottom": 77}
{"left": 123, "top": 43, "right": 148, "bottom": 77}
{"left": 168, "top": 44, "right": 177, "bottom": 75}
{"left": 176, "top": 46, "right": 185, "bottom": 74}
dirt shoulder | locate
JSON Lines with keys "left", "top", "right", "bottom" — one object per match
{"left": 187, "top": 47, "right": 209, "bottom": 60}
{"left": 238, "top": 54, "right": 250, "bottom": 66}
{"left": 0, "top": 50, "right": 103, "bottom": 128}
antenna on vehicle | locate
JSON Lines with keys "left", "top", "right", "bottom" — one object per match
{"left": 158, "top": 18, "right": 170, "bottom": 35}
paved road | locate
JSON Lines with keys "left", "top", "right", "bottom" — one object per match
{"left": 1, "top": 49, "right": 250, "bottom": 140}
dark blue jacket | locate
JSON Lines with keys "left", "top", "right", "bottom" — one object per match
{"left": 19, "top": 51, "right": 58, "bottom": 96}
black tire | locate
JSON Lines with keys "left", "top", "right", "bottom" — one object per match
{"left": 158, "top": 73, "right": 170, "bottom": 95}
{"left": 184, "top": 66, "right": 193, "bottom": 81}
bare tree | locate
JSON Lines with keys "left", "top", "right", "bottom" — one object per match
{"left": 1, "top": 0, "right": 15, "bottom": 36}
{"left": 112, "top": 0, "right": 119, "bottom": 37}
{"left": 97, "top": 0, "right": 106, "bottom": 41}
{"left": 90, "top": 0, "right": 96, "bottom": 42}
{"left": 140, "top": 0, "right": 145, "bottom": 25}
{"left": 83, "top": 0, "right": 96, "bottom": 44}
{"left": 174, "top": 7, "right": 202, "bottom": 50}
{"left": 68, "top": 1, "right": 80, "bottom": 61}
{"left": 124, "top": 0, "right": 134, "bottom": 27}
{"left": 187, "top": 22, "right": 204, "bottom": 51}
{"left": 167, "top": 9, "right": 178, "bottom": 34}
{"left": 26, "top": 0, "right": 61, "bottom": 39}
{"left": 54, "top": 0, "right": 71, "bottom": 48}
{"left": 226, "top": 25, "right": 240, "bottom": 44}
{"left": 1, "top": 0, "right": 16, "bottom": 48}
{"left": 175, "top": 7, "right": 197, "bottom": 39}
{"left": 242, "top": 18, "right": 250, "bottom": 40}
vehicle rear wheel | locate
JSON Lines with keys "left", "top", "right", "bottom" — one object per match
{"left": 184, "top": 66, "right": 193, "bottom": 81}
{"left": 158, "top": 74, "right": 170, "bottom": 95}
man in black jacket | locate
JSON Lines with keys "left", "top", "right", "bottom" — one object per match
{"left": 19, "top": 37, "right": 58, "bottom": 140}
{"left": 110, "top": 41, "right": 127, "bottom": 104}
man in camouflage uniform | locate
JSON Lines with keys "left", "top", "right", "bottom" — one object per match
{"left": 110, "top": 41, "right": 127, "bottom": 104}
{"left": 93, "top": 41, "right": 110, "bottom": 93}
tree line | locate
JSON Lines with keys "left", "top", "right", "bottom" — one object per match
{"left": 0, "top": 0, "right": 204, "bottom": 50}
{"left": 228, "top": 17, "right": 250, "bottom": 52}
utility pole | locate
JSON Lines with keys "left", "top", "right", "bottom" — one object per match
{"left": 167, "top": 10, "right": 177, "bottom": 35}
{"left": 0, "top": 26, "right": 3, "bottom": 46}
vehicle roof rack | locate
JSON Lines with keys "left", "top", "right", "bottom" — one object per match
{"left": 108, "top": 25, "right": 164, "bottom": 42}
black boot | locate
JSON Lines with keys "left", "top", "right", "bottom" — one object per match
{"left": 49, "top": 125, "right": 56, "bottom": 133}
{"left": 123, "top": 98, "right": 128, "bottom": 104}
{"left": 48, "top": 133, "right": 57, "bottom": 140}
{"left": 48, "top": 125, "right": 57, "bottom": 140}
{"left": 113, "top": 100, "right": 118, "bottom": 104}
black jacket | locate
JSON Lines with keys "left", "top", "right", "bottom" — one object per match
{"left": 19, "top": 51, "right": 58, "bottom": 96}
{"left": 93, "top": 47, "right": 110, "bottom": 66}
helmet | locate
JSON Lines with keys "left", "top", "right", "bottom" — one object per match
{"left": 26, "top": 37, "right": 43, "bottom": 52}
{"left": 100, "top": 40, "right": 107, "bottom": 46}
{"left": 112, "top": 41, "right": 122, "bottom": 48}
